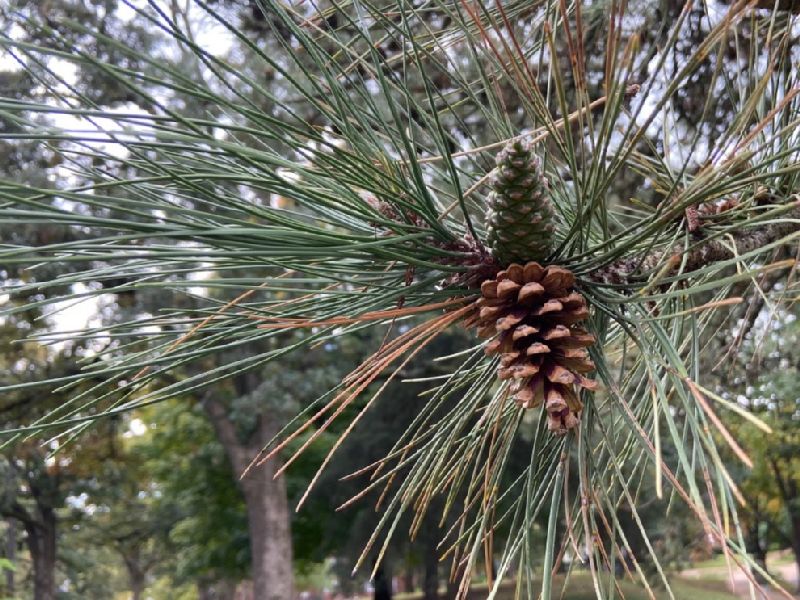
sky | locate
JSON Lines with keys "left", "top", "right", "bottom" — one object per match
{"left": 1, "top": 1, "right": 237, "bottom": 342}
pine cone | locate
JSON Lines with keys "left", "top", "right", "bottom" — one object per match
{"left": 486, "top": 140, "right": 555, "bottom": 264}
{"left": 466, "top": 262, "right": 597, "bottom": 434}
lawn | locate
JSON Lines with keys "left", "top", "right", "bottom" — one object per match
{"left": 691, "top": 551, "right": 794, "bottom": 571}
{"left": 394, "top": 572, "right": 739, "bottom": 599}
{"left": 682, "top": 551, "right": 798, "bottom": 593}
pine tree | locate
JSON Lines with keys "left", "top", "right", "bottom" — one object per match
{"left": 1, "top": 1, "right": 799, "bottom": 598}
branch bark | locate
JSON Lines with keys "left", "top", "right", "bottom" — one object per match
{"left": 592, "top": 201, "right": 800, "bottom": 285}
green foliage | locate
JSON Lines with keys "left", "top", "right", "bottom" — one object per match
{"left": 143, "top": 576, "right": 198, "bottom": 600}
{"left": 142, "top": 402, "right": 250, "bottom": 585}
{"left": 710, "top": 304, "right": 800, "bottom": 572}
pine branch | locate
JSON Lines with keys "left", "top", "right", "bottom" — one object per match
{"left": 592, "top": 198, "right": 800, "bottom": 285}
{"left": 753, "top": 0, "right": 800, "bottom": 13}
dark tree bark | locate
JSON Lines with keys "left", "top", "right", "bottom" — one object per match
{"left": 373, "top": 558, "right": 392, "bottom": 600}
{"left": 121, "top": 548, "right": 146, "bottom": 600}
{"left": 402, "top": 570, "right": 414, "bottom": 593}
{"left": 791, "top": 517, "right": 800, "bottom": 594}
{"left": 1, "top": 499, "right": 55, "bottom": 600}
{"left": 744, "top": 509, "right": 768, "bottom": 584}
{"left": 23, "top": 510, "right": 56, "bottom": 600}
{"left": 753, "top": 0, "right": 800, "bottom": 12}
{"left": 443, "top": 564, "right": 463, "bottom": 600}
{"left": 27, "top": 466, "right": 59, "bottom": 600}
{"left": 4, "top": 518, "right": 15, "bottom": 593}
{"left": 769, "top": 458, "right": 800, "bottom": 592}
{"left": 0, "top": 457, "right": 59, "bottom": 600}
{"left": 423, "top": 529, "right": 439, "bottom": 600}
{"left": 203, "top": 397, "right": 294, "bottom": 600}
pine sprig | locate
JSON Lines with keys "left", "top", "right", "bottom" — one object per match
{"left": 1, "top": 1, "right": 800, "bottom": 598}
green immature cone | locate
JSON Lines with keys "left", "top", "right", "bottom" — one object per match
{"left": 486, "top": 140, "right": 555, "bottom": 265}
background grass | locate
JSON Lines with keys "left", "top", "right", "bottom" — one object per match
{"left": 392, "top": 572, "right": 740, "bottom": 600}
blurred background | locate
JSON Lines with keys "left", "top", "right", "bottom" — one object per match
{"left": 1, "top": 1, "right": 799, "bottom": 599}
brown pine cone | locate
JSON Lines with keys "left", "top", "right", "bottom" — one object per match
{"left": 465, "top": 262, "right": 597, "bottom": 434}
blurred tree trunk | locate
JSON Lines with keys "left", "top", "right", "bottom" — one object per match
{"left": 444, "top": 578, "right": 459, "bottom": 600}
{"left": 744, "top": 504, "right": 768, "bottom": 584}
{"left": 423, "top": 525, "right": 439, "bottom": 600}
{"left": 121, "top": 548, "right": 146, "bottom": 600}
{"left": 4, "top": 518, "right": 15, "bottom": 593}
{"left": 1, "top": 467, "right": 58, "bottom": 600}
{"left": 24, "top": 513, "right": 56, "bottom": 600}
{"left": 789, "top": 515, "right": 800, "bottom": 593}
{"left": 204, "top": 397, "right": 294, "bottom": 600}
{"left": 373, "top": 557, "right": 392, "bottom": 600}
{"left": 768, "top": 458, "right": 800, "bottom": 592}
{"left": 239, "top": 463, "right": 292, "bottom": 599}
